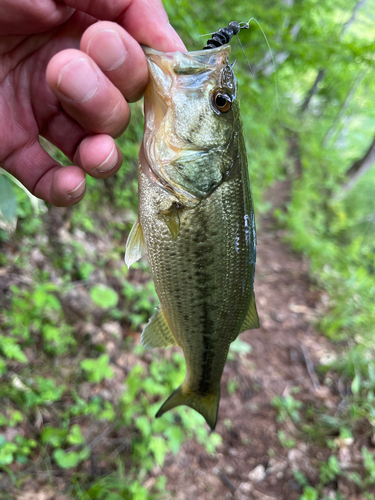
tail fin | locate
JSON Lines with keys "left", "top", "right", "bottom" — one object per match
{"left": 155, "top": 383, "right": 220, "bottom": 431}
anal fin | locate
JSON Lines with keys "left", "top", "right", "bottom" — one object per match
{"left": 240, "top": 292, "right": 260, "bottom": 332}
{"left": 125, "top": 216, "right": 145, "bottom": 268}
{"left": 141, "top": 308, "right": 177, "bottom": 349}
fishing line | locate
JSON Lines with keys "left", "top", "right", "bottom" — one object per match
{"left": 242, "top": 17, "right": 280, "bottom": 116}
{"left": 235, "top": 33, "right": 254, "bottom": 77}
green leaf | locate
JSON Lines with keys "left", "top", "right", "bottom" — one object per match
{"left": 81, "top": 354, "right": 114, "bottom": 383}
{"left": 352, "top": 373, "right": 361, "bottom": 395}
{"left": 53, "top": 449, "right": 83, "bottom": 469}
{"left": 278, "top": 430, "right": 296, "bottom": 449}
{"left": 41, "top": 427, "right": 68, "bottom": 448}
{"left": 0, "top": 440, "right": 17, "bottom": 466}
{"left": 0, "top": 337, "right": 27, "bottom": 363}
{"left": 229, "top": 337, "right": 252, "bottom": 354}
{"left": 90, "top": 284, "right": 119, "bottom": 309}
{"left": 135, "top": 416, "right": 151, "bottom": 438}
{"left": 9, "top": 410, "right": 23, "bottom": 427}
{"left": 67, "top": 425, "right": 85, "bottom": 446}
{"left": 301, "top": 486, "right": 318, "bottom": 500}
{"left": 164, "top": 426, "right": 184, "bottom": 454}
{"left": 0, "top": 174, "right": 17, "bottom": 225}
{"left": 149, "top": 436, "right": 168, "bottom": 467}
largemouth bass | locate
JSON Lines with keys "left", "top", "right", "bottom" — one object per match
{"left": 125, "top": 44, "right": 259, "bottom": 430}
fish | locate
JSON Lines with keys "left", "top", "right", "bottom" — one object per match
{"left": 125, "top": 43, "right": 259, "bottom": 430}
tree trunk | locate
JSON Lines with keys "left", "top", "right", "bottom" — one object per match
{"left": 334, "top": 136, "right": 375, "bottom": 199}
{"left": 300, "top": 69, "right": 325, "bottom": 113}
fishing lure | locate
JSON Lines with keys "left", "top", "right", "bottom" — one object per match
{"left": 203, "top": 21, "right": 249, "bottom": 50}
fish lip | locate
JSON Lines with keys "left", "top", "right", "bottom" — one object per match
{"left": 141, "top": 45, "right": 231, "bottom": 57}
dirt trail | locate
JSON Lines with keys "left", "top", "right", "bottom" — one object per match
{"left": 161, "top": 213, "right": 340, "bottom": 500}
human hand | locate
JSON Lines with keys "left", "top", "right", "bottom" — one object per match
{"left": 0, "top": 0, "right": 185, "bottom": 206}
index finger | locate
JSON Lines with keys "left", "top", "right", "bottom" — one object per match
{"left": 62, "top": 0, "right": 186, "bottom": 52}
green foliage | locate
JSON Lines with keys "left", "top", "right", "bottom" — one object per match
{"left": 0, "top": 283, "right": 75, "bottom": 365}
{"left": 277, "top": 430, "right": 296, "bottom": 448}
{"left": 272, "top": 394, "right": 303, "bottom": 423}
{"left": 90, "top": 285, "right": 119, "bottom": 309}
{"left": 319, "top": 455, "right": 341, "bottom": 483}
{"left": 81, "top": 354, "right": 115, "bottom": 383}
{"left": 300, "top": 486, "right": 318, "bottom": 500}
{"left": 0, "top": 434, "right": 37, "bottom": 468}
{"left": 227, "top": 379, "right": 239, "bottom": 396}
{"left": 53, "top": 447, "right": 90, "bottom": 469}
{"left": 0, "top": 174, "right": 17, "bottom": 226}
{"left": 122, "top": 275, "right": 159, "bottom": 330}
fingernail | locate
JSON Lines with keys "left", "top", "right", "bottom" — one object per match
{"left": 93, "top": 143, "right": 119, "bottom": 173}
{"left": 57, "top": 58, "right": 99, "bottom": 102}
{"left": 87, "top": 29, "right": 127, "bottom": 71}
{"left": 167, "top": 23, "right": 186, "bottom": 52}
{"left": 68, "top": 178, "right": 86, "bottom": 199}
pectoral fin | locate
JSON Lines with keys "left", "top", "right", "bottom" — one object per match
{"left": 160, "top": 203, "right": 180, "bottom": 241}
{"left": 141, "top": 308, "right": 177, "bottom": 349}
{"left": 156, "top": 383, "right": 220, "bottom": 431}
{"left": 240, "top": 292, "right": 260, "bottom": 332}
{"left": 125, "top": 216, "right": 145, "bottom": 268}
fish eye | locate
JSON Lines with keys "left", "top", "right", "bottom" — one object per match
{"left": 213, "top": 90, "right": 232, "bottom": 113}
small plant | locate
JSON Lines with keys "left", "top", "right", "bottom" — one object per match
{"left": 90, "top": 284, "right": 119, "bottom": 309}
{"left": 0, "top": 434, "right": 37, "bottom": 467}
{"left": 53, "top": 447, "right": 90, "bottom": 469}
{"left": 319, "top": 455, "right": 341, "bottom": 483}
{"left": 362, "top": 446, "right": 375, "bottom": 487}
{"left": 272, "top": 394, "right": 303, "bottom": 423}
{"left": 1, "top": 283, "right": 76, "bottom": 362}
{"left": 81, "top": 354, "right": 114, "bottom": 383}
{"left": 122, "top": 278, "right": 159, "bottom": 330}
{"left": 278, "top": 430, "right": 296, "bottom": 448}
{"left": 227, "top": 379, "right": 239, "bottom": 396}
{"left": 300, "top": 486, "right": 318, "bottom": 500}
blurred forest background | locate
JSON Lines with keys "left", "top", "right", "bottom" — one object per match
{"left": 1, "top": 0, "right": 375, "bottom": 499}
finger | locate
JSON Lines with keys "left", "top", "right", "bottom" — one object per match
{"left": 0, "top": 0, "right": 74, "bottom": 35}
{"left": 41, "top": 111, "right": 122, "bottom": 179}
{"left": 80, "top": 21, "right": 148, "bottom": 103}
{"left": 40, "top": 109, "right": 87, "bottom": 162}
{"left": 3, "top": 139, "right": 86, "bottom": 206}
{"left": 74, "top": 135, "right": 123, "bottom": 178}
{"left": 50, "top": 166, "right": 86, "bottom": 206}
{"left": 62, "top": 0, "right": 186, "bottom": 52}
{"left": 119, "top": 0, "right": 187, "bottom": 52}
{"left": 46, "top": 49, "right": 130, "bottom": 138}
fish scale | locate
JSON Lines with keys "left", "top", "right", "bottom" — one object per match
{"left": 126, "top": 44, "right": 259, "bottom": 429}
